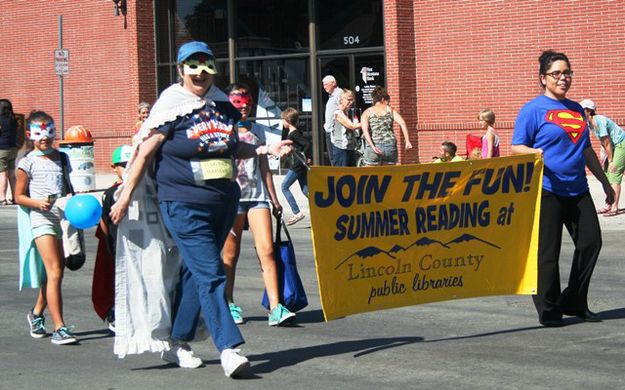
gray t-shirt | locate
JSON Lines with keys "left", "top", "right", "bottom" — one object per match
{"left": 17, "top": 151, "right": 68, "bottom": 199}
{"left": 324, "top": 87, "right": 343, "bottom": 134}
{"left": 235, "top": 123, "right": 269, "bottom": 202}
{"left": 331, "top": 110, "right": 357, "bottom": 151}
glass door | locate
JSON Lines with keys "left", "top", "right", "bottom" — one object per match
{"left": 317, "top": 53, "right": 384, "bottom": 164}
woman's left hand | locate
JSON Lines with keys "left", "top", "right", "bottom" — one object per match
{"left": 373, "top": 145, "right": 383, "bottom": 155}
{"left": 405, "top": 141, "right": 413, "bottom": 150}
{"left": 608, "top": 161, "right": 617, "bottom": 173}
{"left": 110, "top": 197, "right": 130, "bottom": 225}
{"left": 603, "top": 182, "right": 616, "bottom": 206}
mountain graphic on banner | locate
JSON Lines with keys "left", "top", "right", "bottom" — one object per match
{"left": 334, "top": 234, "right": 500, "bottom": 270}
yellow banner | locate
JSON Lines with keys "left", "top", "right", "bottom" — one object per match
{"left": 310, "top": 154, "right": 543, "bottom": 320}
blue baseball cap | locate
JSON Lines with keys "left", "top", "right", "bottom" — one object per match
{"left": 177, "top": 41, "right": 215, "bottom": 63}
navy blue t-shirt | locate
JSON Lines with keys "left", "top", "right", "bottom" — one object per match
{"left": 0, "top": 115, "right": 17, "bottom": 149}
{"left": 156, "top": 100, "right": 242, "bottom": 204}
{"left": 513, "top": 95, "right": 590, "bottom": 196}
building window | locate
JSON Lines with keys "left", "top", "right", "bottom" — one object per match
{"left": 236, "top": 58, "right": 312, "bottom": 138}
{"left": 317, "top": 0, "right": 383, "bottom": 50}
{"left": 235, "top": 0, "right": 309, "bottom": 57}
{"left": 175, "top": 0, "right": 228, "bottom": 58}
{"left": 154, "top": 0, "right": 384, "bottom": 164}
{"left": 156, "top": 0, "right": 231, "bottom": 91}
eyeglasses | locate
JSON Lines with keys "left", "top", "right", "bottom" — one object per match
{"left": 545, "top": 70, "right": 574, "bottom": 79}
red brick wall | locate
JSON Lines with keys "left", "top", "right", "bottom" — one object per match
{"left": 0, "top": 0, "right": 157, "bottom": 172}
{"left": 384, "top": 1, "right": 625, "bottom": 163}
{"left": 384, "top": 0, "right": 419, "bottom": 163}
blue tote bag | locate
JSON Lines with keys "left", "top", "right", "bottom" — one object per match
{"left": 262, "top": 218, "right": 308, "bottom": 312}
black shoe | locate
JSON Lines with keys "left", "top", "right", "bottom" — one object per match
{"left": 565, "top": 310, "right": 602, "bottom": 322}
{"left": 540, "top": 319, "right": 564, "bottom": 327}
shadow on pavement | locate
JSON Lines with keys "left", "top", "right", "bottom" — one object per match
{"left": 245, "top": 309, "right": 325, "bottom": 326}
{"left": 244, "top": 336, "right": 423, "bottom": 375}
{"left": 422, "top": 307, "right": 625, "bottom": 343}
{"left": 593, "top": 307, "right": 625, "bottom": 320}
{"left": 73, "top": 327, "right": 115, "bottom": 341}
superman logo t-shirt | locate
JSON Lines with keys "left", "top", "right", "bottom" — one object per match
{"left": 513, "top": 95, "right": 590, "bottom": 196}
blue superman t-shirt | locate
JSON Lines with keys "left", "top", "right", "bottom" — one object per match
{"left": 512, "top": 95, "right": 590, "bottom": 196}
{"left": 156, "top": 100, "right": 242, "bottom": 204}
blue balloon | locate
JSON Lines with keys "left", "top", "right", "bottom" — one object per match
{"left": 65, "top": 194, "right": 102, "bottom": 229}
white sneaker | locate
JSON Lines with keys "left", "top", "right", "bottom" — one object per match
{"left": 287, "top": 212, "right": 305, "bottom": 226}
{"left": 161, "top": 343, "right": 203, "bottom": 368}
{"left": 220, "top": 348, "right": 250, "bottom": 378}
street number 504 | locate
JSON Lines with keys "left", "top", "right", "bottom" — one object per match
{"left": 343, "top": 36, "right": 360, "bottom": 45}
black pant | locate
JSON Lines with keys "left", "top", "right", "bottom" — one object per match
{"left": 533, "top": 190, "right": 602, "bottom": 323}
{"left": 325, "top": 132, "right": 334, "bottom": 166}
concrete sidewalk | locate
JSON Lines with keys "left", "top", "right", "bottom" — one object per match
{"left": 587, "top": 175, "right": 624, "bottom": 231}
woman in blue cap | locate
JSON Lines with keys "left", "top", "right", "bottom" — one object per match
{"left": 110, "top": 41, "right": 292, "bottom": 378}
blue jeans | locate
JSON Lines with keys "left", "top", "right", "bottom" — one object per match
{"left": 281, "top": 169, "right": 308, "bottom": 215}
{"left": 160, "top": 200, "right": 244, "bottom": 352}
{"left": 332, "top": 145, "right": 357, "bottom": 167}
{"left": 364, "top": 142, "right": 398, "bottom": 165}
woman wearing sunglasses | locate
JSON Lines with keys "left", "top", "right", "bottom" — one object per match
{"left": 110, "top": 41, "right": 293, "bottom": 378}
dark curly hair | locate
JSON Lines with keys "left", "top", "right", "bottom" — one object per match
{"left": 370, "top": 86, "right": 390, "bottom": 104}
{"left": 538, "top": 50, "right": 571, "bottom": 88}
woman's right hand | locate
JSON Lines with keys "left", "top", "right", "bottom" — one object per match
{"left": 36, "top": 199, "right": 52, "bottom": 211}
{"left": 372, "top": 145, "right": 383, "bottom": 155}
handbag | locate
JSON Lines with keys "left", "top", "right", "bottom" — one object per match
{"left": 60, "top": 152, "right": 86, "bottom": 271}
{"left": 261, "top": 218, "right": 308, "bottom": 312}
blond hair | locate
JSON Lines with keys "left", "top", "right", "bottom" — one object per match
{"left": 339, "top": 89, "right": 355, "bottom": 104}
{"left": 478, "top": 108, "right": 495, "bottom": 125}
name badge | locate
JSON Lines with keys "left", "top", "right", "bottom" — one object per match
{"left": 199, "top": 158, "right": 234, "bottom": 180}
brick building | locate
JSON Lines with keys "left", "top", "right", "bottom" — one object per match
{"left": 1, "top": 0, "right": 623, "bottom": 171}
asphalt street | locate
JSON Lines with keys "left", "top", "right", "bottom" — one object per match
{"left": 0, "top": 175, "right": 624, "bottom": 389}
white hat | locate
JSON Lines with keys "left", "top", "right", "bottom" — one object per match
{"left": 580, "top": 99, "right": 596, "bottom": 111}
